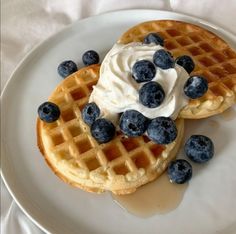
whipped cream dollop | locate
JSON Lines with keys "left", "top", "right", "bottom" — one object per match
{"left": 89, "top": 42, "right": 189, "bottom": 123}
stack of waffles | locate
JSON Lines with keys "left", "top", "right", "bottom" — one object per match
{"left": 37, "top": 20, "right": 236, "bottom": 194}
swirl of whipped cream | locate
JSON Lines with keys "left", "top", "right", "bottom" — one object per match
{"left": 89, "top": 42, "right": 189, "bottom": 124}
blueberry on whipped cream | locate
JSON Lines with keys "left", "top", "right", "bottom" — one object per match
{"left": 139, "top": 81, "right": 165, "bottom": 108}
{"left": 132, "top": 60, "right": 156, "bottom": 83}
{"left": 153, "top": 49, "right": 175, "bottom": 69}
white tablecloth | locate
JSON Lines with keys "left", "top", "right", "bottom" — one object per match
{"left": 1, "top": 0, "right": 236, "bottom": 233}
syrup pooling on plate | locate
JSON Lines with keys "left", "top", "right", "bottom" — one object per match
{"left": 112, "top": 173, "right": 188, "bottom": 217}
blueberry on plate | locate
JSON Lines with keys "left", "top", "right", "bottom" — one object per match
{"left": 184, "top": 135, "right": 214, "bottom": 163}
{"left": 57, "top": 60, "right": 78, "bottom": 78}
{"left": 175, "top": 55, "right": 195, "bottom": 74}
{"left": 153, "top": 49, "right": 174, "bottom": 69}
{"left": 119, "top": 110, "right": 149, "bottom": 137}
{"left": 91, "top": 118, "right": 115, "bottom": 143}
{"left": 82, "top": 102, "right": 100, "bottom": 126}
{"left": 184, "top": 75, "right": 208, "bottom": 99}
{"left": 147, "top": 117, "right": 177, "bottom": 144}
{"left": 139, "top": 81, "right": 165, "bottom": 108}
{"left": 168, "top": 159, "right": 192, "bottom": 184}
{"left": 38, "top": 102, "right": 60, "bottom": 123}
{"left": 144, "top": 33, "right": 164, "bottom": 46}
{"left": 82, "top": 50, "right": 99, "bottom": 66}
{"left": 132, "top": 60, "right": 156, "bottom": 83}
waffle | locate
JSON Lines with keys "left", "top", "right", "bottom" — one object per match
{"left": 37, "top": 65, "right": 184, "bottom": 194}
{"left": 119, "top": 20, "right": 236, "bottom": 119}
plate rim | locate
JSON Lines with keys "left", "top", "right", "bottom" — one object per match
{"left": 1, "top": 9, "right": 236, "bottom": 234}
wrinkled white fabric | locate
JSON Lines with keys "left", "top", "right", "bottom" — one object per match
{"left": 1, "top": 0, "right": 236, "bottom": 233}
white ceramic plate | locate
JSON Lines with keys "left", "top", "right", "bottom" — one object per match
{"left": 2, "top": 10, "right": 236, "bottom": 234}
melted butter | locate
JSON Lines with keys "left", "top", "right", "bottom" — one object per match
{"left": 112, "top": 173, "right": 188, "bottom": 217}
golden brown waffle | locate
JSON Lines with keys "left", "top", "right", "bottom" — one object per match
{"left": 37, "top": 65, "right": 184, "bottom": 194}
{"left": 119, "top": 20, "right": 236, "bottom": 118}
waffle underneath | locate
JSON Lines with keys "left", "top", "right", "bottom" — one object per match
{"left": 37, "top": 64, "right": 184, "bottom": 194}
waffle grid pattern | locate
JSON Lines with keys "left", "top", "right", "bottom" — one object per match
{"left": 119, "top": 20, "right": 236, "bottom": 118}
{"left": 39, "top": 65, "right": 183, "bottom": 193}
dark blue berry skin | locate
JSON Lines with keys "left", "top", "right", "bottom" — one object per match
{"left": 144, "top": 33, "right": 164, "bottom": 46}
{"left": 175, "top": 55, "right": 195, "bottom": 74}
{"left": 57, "top": 60, "right": 78, "bottom": 78}
{"left": 147, "top": 117, "right": 177, "bottom": 144}
{"left": 132, "top": 60, "right": 156, "bottom": 83}
{"left": 139, "top": 81, "right": 165, "bottom": 108}
{"left": 184, "top": 75, "right": 208, "bottom": 99}
{"left": 91, "top": 118, "right": 116, "bottom": 143}
{"left": 82, "top": 102, "right": 100, "bottom": 126}
{"left": 184, "top": 135, "right": 214, "bottom": 163}
{"left": 38, "top": 102, "right": 60, "bottom": 123}
{"left": 153, "top": 49, "right": 174, "bottom": 69}
{"left": 82, "top": 50, "right": 99, "bottom": 66}
{"left": 168, "top": 159, "right": 192, "bottom": 184}
{"left": 119, "top": 110, "right": 149, "bottom": 137}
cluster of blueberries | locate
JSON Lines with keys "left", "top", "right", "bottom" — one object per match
{"left": 38, "top": 33, "right": 214, "bottom": 184}
{"left": 81, "top": 33, "right": 208, "bottom": 146}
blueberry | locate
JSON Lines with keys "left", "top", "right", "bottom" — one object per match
{"left": 184, "top": 75, "right": 208, "bottom": 99}
{"left": 57, "top": 60, "right": 78, "bottom": 78}
{"left": 119, "top": 110, "right": 149, "bottom": 137}
{"left": 168, "top": 159, "right": 192, "bottom": 184}
{"left": 144, "top": 33, "right": 164, "bottom": 46}
{"left": 147, "top": 117, "right": 177, "bottom": 144}
{"left": 139, "top": 81, "right": 165, "bottom": 108}
{"left": 132, "top": 60, "right": 156, "bottom": 83}
{"left": 82, "top": 102, "right": 100, "bottom": 126}
{"left": 184, "top": 135, "right": 214, "bottom": 163}
{"left": 38, "top": 102, "right": 60, "bottom": 123}
{"left": 82, "top": 50, "right": 99, "bottom": 66}
{"left": 153, "top": 49, "right": 174, "bottom": 69}
{"left": 175, "top": 55, "right": 195, "bottom": 74}
{"left": 91, "top": 118, "right": 116, "bottom": 143}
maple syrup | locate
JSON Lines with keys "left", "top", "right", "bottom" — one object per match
{"left": 112, "top": 173, "right": 188, "bottom": 217}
